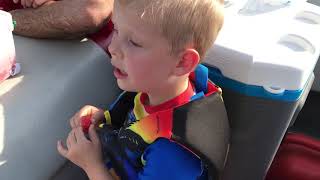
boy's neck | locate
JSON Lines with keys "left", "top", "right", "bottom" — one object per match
{"left": 146, "top": 77, "right": 189, "bottom": 106}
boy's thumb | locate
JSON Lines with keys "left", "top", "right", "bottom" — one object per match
{"left": 91, "top": 118, "right": 98, "bottom": 124}
{"left": 88, "top": 125, "right": 99, "bottom": 145}
{"left": 57, "top": 140, "right": 68, "bottom": 158}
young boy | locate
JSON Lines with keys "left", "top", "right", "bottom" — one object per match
{"left": 57, "top": 0, "right": 225, "bottom": 179}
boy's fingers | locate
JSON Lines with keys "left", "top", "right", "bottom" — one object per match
{"left": 71, "top": 113, "right": 81, "bottom": 128}
{"left": 88, "top": 125, "right": 100, "bottom": 145}
{"left": 70, "top": 110, "right": 82, "bottom": 128}
{"left": 91, "top": 118, "right": 103, "bottom": 129}
{"left": 92, "top": 109, "right": 103, "bottom": 121}
{"left": 70, "top": 116, "right": 76, "bottom": 128}
{"left": 69, "top": 129, "right": 77, "bottom": 144}
{"left": 66, "top": 137, "right": 72, "bottom": 149}
{"left": 75, "top": 127, "right": 87, "bottom": 141}
{"left": 66, "top": 131, "right": 76, "bottom": 149}
{"left": 91, "top": 118, "right": 98, "bottom": 125}
{"left": 57, "top": 140, "right": 68, "bottom": 158}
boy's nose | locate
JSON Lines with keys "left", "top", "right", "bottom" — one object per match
{"left": 108, "top": 34, "right": 123, "bottom": 60}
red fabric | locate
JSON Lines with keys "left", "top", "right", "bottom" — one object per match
{"left": 0, "top": 0, "right": 22, "bottom": 11}
{"left": 266, "top": 133, "right": 320, "bottom": 180}
{"left": 88, "top": 20, "right": 113, "bottom": 57}
{"left": 141, "top": 80, "right": 195, "bottom": 114}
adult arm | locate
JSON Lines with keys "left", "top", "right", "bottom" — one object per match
{"left": 10, "top": 0, "right": 113, "bottom": 39}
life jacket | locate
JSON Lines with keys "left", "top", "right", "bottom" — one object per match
{"left": 98, "top": 64, "right": 230, "bottom": 179}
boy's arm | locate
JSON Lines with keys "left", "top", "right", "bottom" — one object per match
{"left": 85, "top": 163, "right": 115, "bottom": 180}
{"left": 10, "top": 0, "right": 113, "bottom": 39}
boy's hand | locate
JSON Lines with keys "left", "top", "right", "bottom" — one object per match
{"left": 57, "top": 125, "right": 104, "bottom": 172}
{"left": 70, "top": 105, "right": 105, "bottom": 129}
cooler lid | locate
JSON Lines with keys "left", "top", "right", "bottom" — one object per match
{"left": 204, "top": 0, "right": 320, "bottom": 92}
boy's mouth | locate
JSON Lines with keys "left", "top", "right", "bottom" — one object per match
{"left": 113, "top": 67, "right": 128, "bottom": 79}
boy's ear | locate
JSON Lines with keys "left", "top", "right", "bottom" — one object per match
{"left": 173, "top": 48, "right": 200, "bottom": 76}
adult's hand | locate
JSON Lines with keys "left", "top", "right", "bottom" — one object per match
{"left": 13, "top": 0, "right": 52, "bottom": 8}
{"left": 10, "top": 0, "right": 114, "bottom": 39}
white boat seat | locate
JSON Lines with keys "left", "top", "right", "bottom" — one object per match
{"left": 0, "top": 36, "right": 120, "bottom": 180}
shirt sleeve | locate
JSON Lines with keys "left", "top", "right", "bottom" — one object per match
{"left": 137, "top": 138, "right": 208, "bottom": 180}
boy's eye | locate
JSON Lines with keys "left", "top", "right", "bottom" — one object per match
{"left": 129, "top": 39, "right": 142, "bottom": 47}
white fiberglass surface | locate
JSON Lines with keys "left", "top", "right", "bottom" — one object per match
{"left": 0, "top": 76, "right": 24, "bottom": 166}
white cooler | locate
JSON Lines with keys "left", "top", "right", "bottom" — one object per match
{"left": 204, "top": 1, "right": 320, "bottom": 179}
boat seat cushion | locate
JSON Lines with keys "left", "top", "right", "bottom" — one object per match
{"left": 0, "top": 36, "right": 120, "bottom": 180}
{"left": 266, "top": 132, "right": 320, "bottom": 180}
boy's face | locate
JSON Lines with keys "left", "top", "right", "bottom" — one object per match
{"left": 108, "top": 4, "right": 179, "bottom": 93}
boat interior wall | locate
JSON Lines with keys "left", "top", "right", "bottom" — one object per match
{"left": 0, "top": 36, "right": 120, "bottom": 180}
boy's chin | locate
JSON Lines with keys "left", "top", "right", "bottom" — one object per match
{"left": 117, "top": 81, "right": 137, "bottom": 92}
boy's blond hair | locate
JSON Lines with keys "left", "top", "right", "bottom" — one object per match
{"left": 116, "top": 0, "right": 224, "bottom": 60}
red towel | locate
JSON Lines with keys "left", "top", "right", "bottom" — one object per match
{"left": 266, "top": 132, "right": 320, "bottom": 180}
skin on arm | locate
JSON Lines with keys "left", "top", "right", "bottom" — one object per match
{"left": 57, "top": 125, "right": 114, "bottom": 180}
{"left": 10, "top": 0, "right": 114, "bottom": 39}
